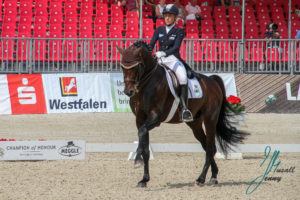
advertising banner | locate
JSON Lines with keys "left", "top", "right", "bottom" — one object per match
{"left": 110, "top": 73, "right": 131, "bottom": 112}
{"left": 7, "top": 74, "right": 47, "bottom": 114}
{"left": 0, "top": 140, "right": 85, "bottom": 160}
{"left": 110, "top": 73, "right": 237, "bottom": 112}
{"left": 0, "top": 75, "right": 12, "bottom": 115}
{"left": 42, "top": 73, "right": 113, "bottom": 113}
{"left": 204, "top": 73, "right": 237, "bottom": 97}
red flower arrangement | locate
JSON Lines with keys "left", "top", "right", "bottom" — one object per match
{"left": 226, "top": 95, "right": 245, "bottom": 113}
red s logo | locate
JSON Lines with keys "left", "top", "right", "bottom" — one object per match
{"left": 7, "top": 74, "right": 46, "bottom": 114}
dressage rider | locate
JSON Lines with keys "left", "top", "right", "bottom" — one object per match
{"left": 149, "top": 4, "right": 193, "bottom": 122}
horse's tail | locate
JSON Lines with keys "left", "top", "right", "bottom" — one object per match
{"left": 210, "top": 75, "right": 249, "bottom": 155}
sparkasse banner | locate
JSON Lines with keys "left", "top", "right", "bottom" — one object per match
{"left": 42, "top": 73, "right": 113, "bottom": 113}
{"left": 7, "top": 74, "right": 47, "bottom": 114}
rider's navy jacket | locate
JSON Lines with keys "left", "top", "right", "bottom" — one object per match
{"left": 149, "top": 26, "right": 184, "bottom": 60}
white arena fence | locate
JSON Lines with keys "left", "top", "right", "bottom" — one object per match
{"left": 0, "top": 37, "right": 299, "bottom": 74}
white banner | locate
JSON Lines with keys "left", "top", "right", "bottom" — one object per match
{"left": 0, "top": 75, "right": 12, "bottom": 115}
{"left": 42, "top": 73, "right": 113, "bottom": 113}
{"left": 0, "top": 140, "right": 85, "bottom": 160}
{"left": 109, "top": 73, "right": 237, "bottom": 112}
{"left": 110, "top": 73, "right": 131, "bottom": 112}
{"left": 204, "top": 73, "right": 237, "bottom": 97}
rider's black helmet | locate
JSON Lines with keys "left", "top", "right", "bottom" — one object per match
{"left": 162, "top": 4, "right": 179, "bottom": 16}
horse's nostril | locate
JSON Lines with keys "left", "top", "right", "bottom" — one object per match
{"left": 124, "top": 89, "right": 135, "bottom": 97}
{"left": 129, "top": 89, "right": 134, "bottom": 96}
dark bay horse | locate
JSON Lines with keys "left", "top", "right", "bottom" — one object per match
{"left": 116, "top": 41, "right": 249, "bottom": 188}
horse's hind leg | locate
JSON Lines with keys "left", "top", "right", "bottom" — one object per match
{"left": 188, "top": 119, "right": 218, "bottom": 186}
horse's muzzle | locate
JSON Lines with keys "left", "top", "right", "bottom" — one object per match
{"left": 124, "top": 88, "right": 135, "bottom": 97}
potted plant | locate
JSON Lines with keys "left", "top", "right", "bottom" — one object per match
{"left": 226, "top": 95, "right": 246, "bottom": 127}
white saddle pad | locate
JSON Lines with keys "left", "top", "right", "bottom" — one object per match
{"left": 188, "top": 78, "right": 203, "bottom": 99}
{"left": 163, "top": 67, "right": 202, "bottom": 123}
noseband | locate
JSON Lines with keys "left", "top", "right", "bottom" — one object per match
{"left": 121, "top": 60, "right": 157, "bottom": 93}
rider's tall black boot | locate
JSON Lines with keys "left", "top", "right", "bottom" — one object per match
{"left": 179, "top": 84, "right": 193, "bottom": 122}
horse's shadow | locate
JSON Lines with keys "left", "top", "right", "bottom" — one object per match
{"left": 166, "top": 181, "right": 266, "bottom": 189}
{"left": 166, "top": 182, "right": 195, "bottom": 188}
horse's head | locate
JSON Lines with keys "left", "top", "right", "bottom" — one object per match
{"left": 117, "top": 41, "right": 154, "bottom": 97}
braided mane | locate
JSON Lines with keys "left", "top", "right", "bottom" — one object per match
{"left": 132, "top": 41, "right": 152, "bottom": 52}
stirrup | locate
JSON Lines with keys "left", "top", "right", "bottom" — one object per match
{"left": 181, "top": 109, "right": 193, "bottom": 122}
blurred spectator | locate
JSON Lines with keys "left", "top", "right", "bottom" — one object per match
{"left": 264, "top": 23, "right": 282, "bottom": 57}
{"left": 264, "top": 23, "right": 280, "bottom": 47}
{"left": 155, "top": 0, "right": 166, "bottom": 19}
{"left": 246, "top": 0, "right": 256, "bottom": 3}
{"left": 296, "top": 30, "right": 300, "bottom": 39}
{"left": 119, "top": 0, "right": 138, "bottom": 12}
{"left": 174, "top": 0, "right": 187, "bottom": 23}
{"left": 198, "top": 0, "right": 210, "bottom": 6}
{"left": 295, "top": 9, "right": 300, "bottom": 18}
{"left": 215, "top": 0, "right": 240, "bottom": 7}
{"left": 185, "top": 0, "right": 201, "bottom": 21}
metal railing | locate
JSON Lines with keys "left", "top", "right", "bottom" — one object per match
{"left": 0, "top": 37, "right": 299, "bottom": 74}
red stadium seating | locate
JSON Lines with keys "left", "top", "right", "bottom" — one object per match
{"left": 20, "top": 1, "right": 33, "bottom": 16}
{"left": 96, "top": 3, "right": 108, "bottom": 11}
{"left": 219, "top": 45, "right": 234, "bottom": 62}
{"left": 48, "top": 34, "right": 63, "bottom": 62}
{"left": 143, "top": 5, "right": 153, "bottom": 12}
{"left": 127, "top": 11, "right": 138, "bottom": 19}
{"left": 0, "top": 0, "right": 296, "bottom": 64}
{"left": 95, "top": 40, "right": 109, "bottom": 62}
{"left": 250, "top": 48, "right": 264, "bottom": 62}
{"left": 265, "top": 48, "right": 280, "bottom": 62}
{"left": 64, "top": 32, "right": 78, "bottom": 62}
{"left": 201, "top": 33, "right": 215, "bottom": 39}
{"left": 109, "top": 32, "right": 123, "bottom": 62}
{"left": 0, "top": 29, "right": 15, "bottom": 61}
{"left": 215, "top": 19, "right": 227, "bottom": 27}
{"left": 95, "top": 17, "right": 109, "bottom": 26}
{"left": 143, "top": 19, "right": 154, "bottom": 27}
{"left": 156, "top": 19, "right": 165, "bottom": 27}
{"left": 202, "top": 19, "right": 213, "bottom": 27}
{"left": 125, "top": 32, "right": 139, "bottom": 48}
{"left": 203, "top": 41, "right": 218, "bottom": 62}
{"left": 50, "top": 15, "right": 63, "bottom": 24}
{"left": 228, "top": 6, "right": 240, "bottom": 16}
{"left": 50, "top": 1, "right": 63, "bottom": 11}
{"left": 142, "top": 11, "right": 152, "bottom": 19}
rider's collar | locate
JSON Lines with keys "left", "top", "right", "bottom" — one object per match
{"left": 166, "top": 23, "right": 175, "bottom": 34}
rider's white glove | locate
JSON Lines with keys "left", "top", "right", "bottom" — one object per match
{"left": 155, "top": 51, "right": 166, "bottom": 58}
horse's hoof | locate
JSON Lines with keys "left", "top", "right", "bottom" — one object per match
{"left": 195, "top": 181, "right": 205, "bottom": 187}
{"left": 209, "top": 178, "right": 218, "bottom": 185}
{"left": 134, "top": 160, "right": 144, "bottom": 168}
{"left": 136, "top": 182, "right": 147, "bottom": 188}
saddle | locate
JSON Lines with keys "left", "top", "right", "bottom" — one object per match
{"left": 160, "top": 63, "right": 203, "bottom": 99}
{"left": 160, "top": 63, "right": 180, "bottom": 90}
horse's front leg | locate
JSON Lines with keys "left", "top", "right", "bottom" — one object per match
{"left": 136, "top": 116, "right": 160, "bottom": 188}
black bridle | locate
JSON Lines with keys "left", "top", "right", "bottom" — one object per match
{"left": 121, "top": 59, "right": 158, "bottom": 93}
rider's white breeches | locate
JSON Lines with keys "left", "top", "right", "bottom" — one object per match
{"left": 158, "top": 55, "right": 187, "bottom": 85}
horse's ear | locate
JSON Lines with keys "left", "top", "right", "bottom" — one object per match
{"left": 133, "top": 47, "right": 143, "bottom": 57}
{"left": 116, "top": 45, "right": 124, "bottom": 54}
